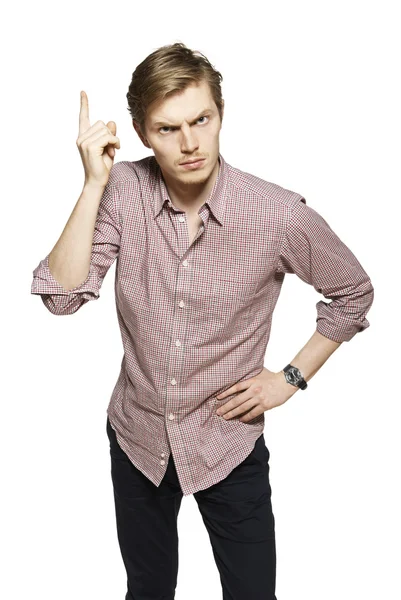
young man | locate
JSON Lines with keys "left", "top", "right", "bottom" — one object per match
{"left": 31, "top": 42, "right": 374, "bottom": 600}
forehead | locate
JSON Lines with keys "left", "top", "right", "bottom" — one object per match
{"left": 148, "top": 81, "right": 215, "bottom": 124}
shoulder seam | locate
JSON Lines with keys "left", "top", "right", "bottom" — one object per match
{"left": 275, "top": 194, "right": 306, "bottom": 271}
{"left": 228, "top": 170, "right": 305, "bottom": 209}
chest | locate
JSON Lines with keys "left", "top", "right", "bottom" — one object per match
{"left": 117, "top": 197, "right": 281, "bottom": 309}
{"left": 186, "top": 213, "right": 204, "bottom": 245}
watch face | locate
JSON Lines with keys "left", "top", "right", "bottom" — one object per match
{"left": 287, "top": 367, "right": 301, "bottom": 385}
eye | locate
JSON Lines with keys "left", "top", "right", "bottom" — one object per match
{"left": 158, "top": 115, "right": 210, "bottom": 134}
{"left": 197, "top": 115, "right": 209, "bottom": 124}
{"left": 159, "top": 126, "right": 175, "bottom": 134}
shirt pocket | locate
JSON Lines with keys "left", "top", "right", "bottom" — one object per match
{"left": 211, "top": 275, "right": 255, "bottom": 303}
{"left": 191, "top": 272, "right": 255, "bottom": 343}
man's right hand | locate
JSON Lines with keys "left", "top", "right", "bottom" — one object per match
{"left": 76, "top": 90, "right": 121, "bottom": 188}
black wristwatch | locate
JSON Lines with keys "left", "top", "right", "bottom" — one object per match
{"left": 283, "top": 364, "right": 308, "bottom": 390}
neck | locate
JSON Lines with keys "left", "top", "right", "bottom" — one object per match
{"left": 161, "top": 157, "right": 220, "bottom": 214}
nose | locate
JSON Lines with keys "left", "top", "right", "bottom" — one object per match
{"left": 180, "top": 123, "right": 199, "bottom": 154}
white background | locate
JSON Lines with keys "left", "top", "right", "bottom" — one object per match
{"left": 2, "top": 1, "right": 399, "bottom": 598}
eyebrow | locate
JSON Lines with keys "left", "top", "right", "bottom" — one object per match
{"left": 152, "top": 108, "right": 213, "bottom": 128}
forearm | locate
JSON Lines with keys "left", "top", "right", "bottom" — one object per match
{"left": 48, "top": 182, "right": 105, "bottom": 291}
{"left": 283, "top": 329, "right": 342, "bottom": 385}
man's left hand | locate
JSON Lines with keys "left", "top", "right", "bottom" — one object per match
{"left": 215, "top": 367, "right": 298, "bottom": 422}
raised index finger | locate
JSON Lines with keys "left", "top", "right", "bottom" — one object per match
{"left": 79, "top": 90, "right": 90, "bottom": 136}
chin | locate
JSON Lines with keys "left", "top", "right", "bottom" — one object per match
{"left": 181, "top": 173, "right": 210, "bottom": 186}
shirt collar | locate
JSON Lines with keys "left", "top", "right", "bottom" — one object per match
{"left": 151, "top": 152, "right": 229, "bottom": 226}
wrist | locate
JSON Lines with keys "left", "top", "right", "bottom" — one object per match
{"left": 276, "top": 370, "right": 299, "bottom": 395}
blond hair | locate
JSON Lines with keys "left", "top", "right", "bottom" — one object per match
{"left": 126, "top": 42, "right": 224, "bottom": 135}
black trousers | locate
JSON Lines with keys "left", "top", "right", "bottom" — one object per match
{"left": 106, "top": 416, "right": 277, "bottom": 600}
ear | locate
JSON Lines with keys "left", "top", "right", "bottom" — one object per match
{"left": 132, "top": 119, "right": 151, "bottom": 149}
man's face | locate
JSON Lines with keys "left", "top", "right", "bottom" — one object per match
{"left": 133, "top": 80, "right": 223, "bottom": 186}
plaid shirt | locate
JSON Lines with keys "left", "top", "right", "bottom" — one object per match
{"left": 31, "top": 153, "right": 374, "bottom": 495}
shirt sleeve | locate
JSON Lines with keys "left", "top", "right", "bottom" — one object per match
{"left": 275, "top": 197, "right": 374, "bottom": 342}
{"left": 30, "top": 180, "right": 122, "bottom": 315}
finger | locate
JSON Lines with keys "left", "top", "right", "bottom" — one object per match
{"left": 217, "top": 390, "right": 255, "bottom": 416}
{"left": 83, "top": 128, "right": 119, "bottom": 147}
{"left": 79, "top": 90, "right": 91, "bottom": 137}
{"left": 105, "top": 121, "right": 117, "bottom": 157}
{"left": 81, "top": 131, "right": 120, "bottom": 153}
{"left": 107, "top": 120, "right": 117, "bottom": 136}
{"left": 216, "top": 386, "right": 236, "bottom": 399}
{"left": 216, "top": 380, "right": 248, "bottom": 399}
{"left": 78, "top": 120, "right": 109, "bottom": 145}
{"left": 221, "top": 399, "right": 259, "bottom": 420}
{"left": 239, "top": 407, "right": 264, "bottom": 423}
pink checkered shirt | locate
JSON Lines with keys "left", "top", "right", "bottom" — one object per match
{"left": 31, "top": 153, "right": 374, "bottom": 495}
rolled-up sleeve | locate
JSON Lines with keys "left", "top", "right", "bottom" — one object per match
{"left": 275, "top": 197, "right": 374, "bottom": 342}
{"left": 31, "top": 179, "right": 121, "bottom": 316}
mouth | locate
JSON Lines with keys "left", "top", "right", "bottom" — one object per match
{"left": 179, "top": 158, "right": 206, "bottom": 169}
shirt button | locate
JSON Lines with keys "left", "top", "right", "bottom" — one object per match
{"left": 161, "top": 452, "right": 165, "bottom": 458}
{"left": 170, "top": 378, "right": 177, "bottom": 385}
{"left": 160, "top": 460, "right": 165, "bottom": 466}
{"left": 179, "top": 300, "right": 185, "bottom": 308}
{"left": 168, "top": 413, "right": 175, "bottom": 420}
{"left": 178, "top": 216, "right": 185, "bottom": 222}
{"left": 182, "top": 259, "right": 188, "bottom": 267}
{"left": 175, "top": 340, "right": 181, "bottom": 347}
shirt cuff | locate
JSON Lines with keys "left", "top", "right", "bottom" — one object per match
{"left": 315, "top": 296, "right": 373, "bottom": 343}
{"left": 31, "top": 254, "right": 101, "bottom": 314}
